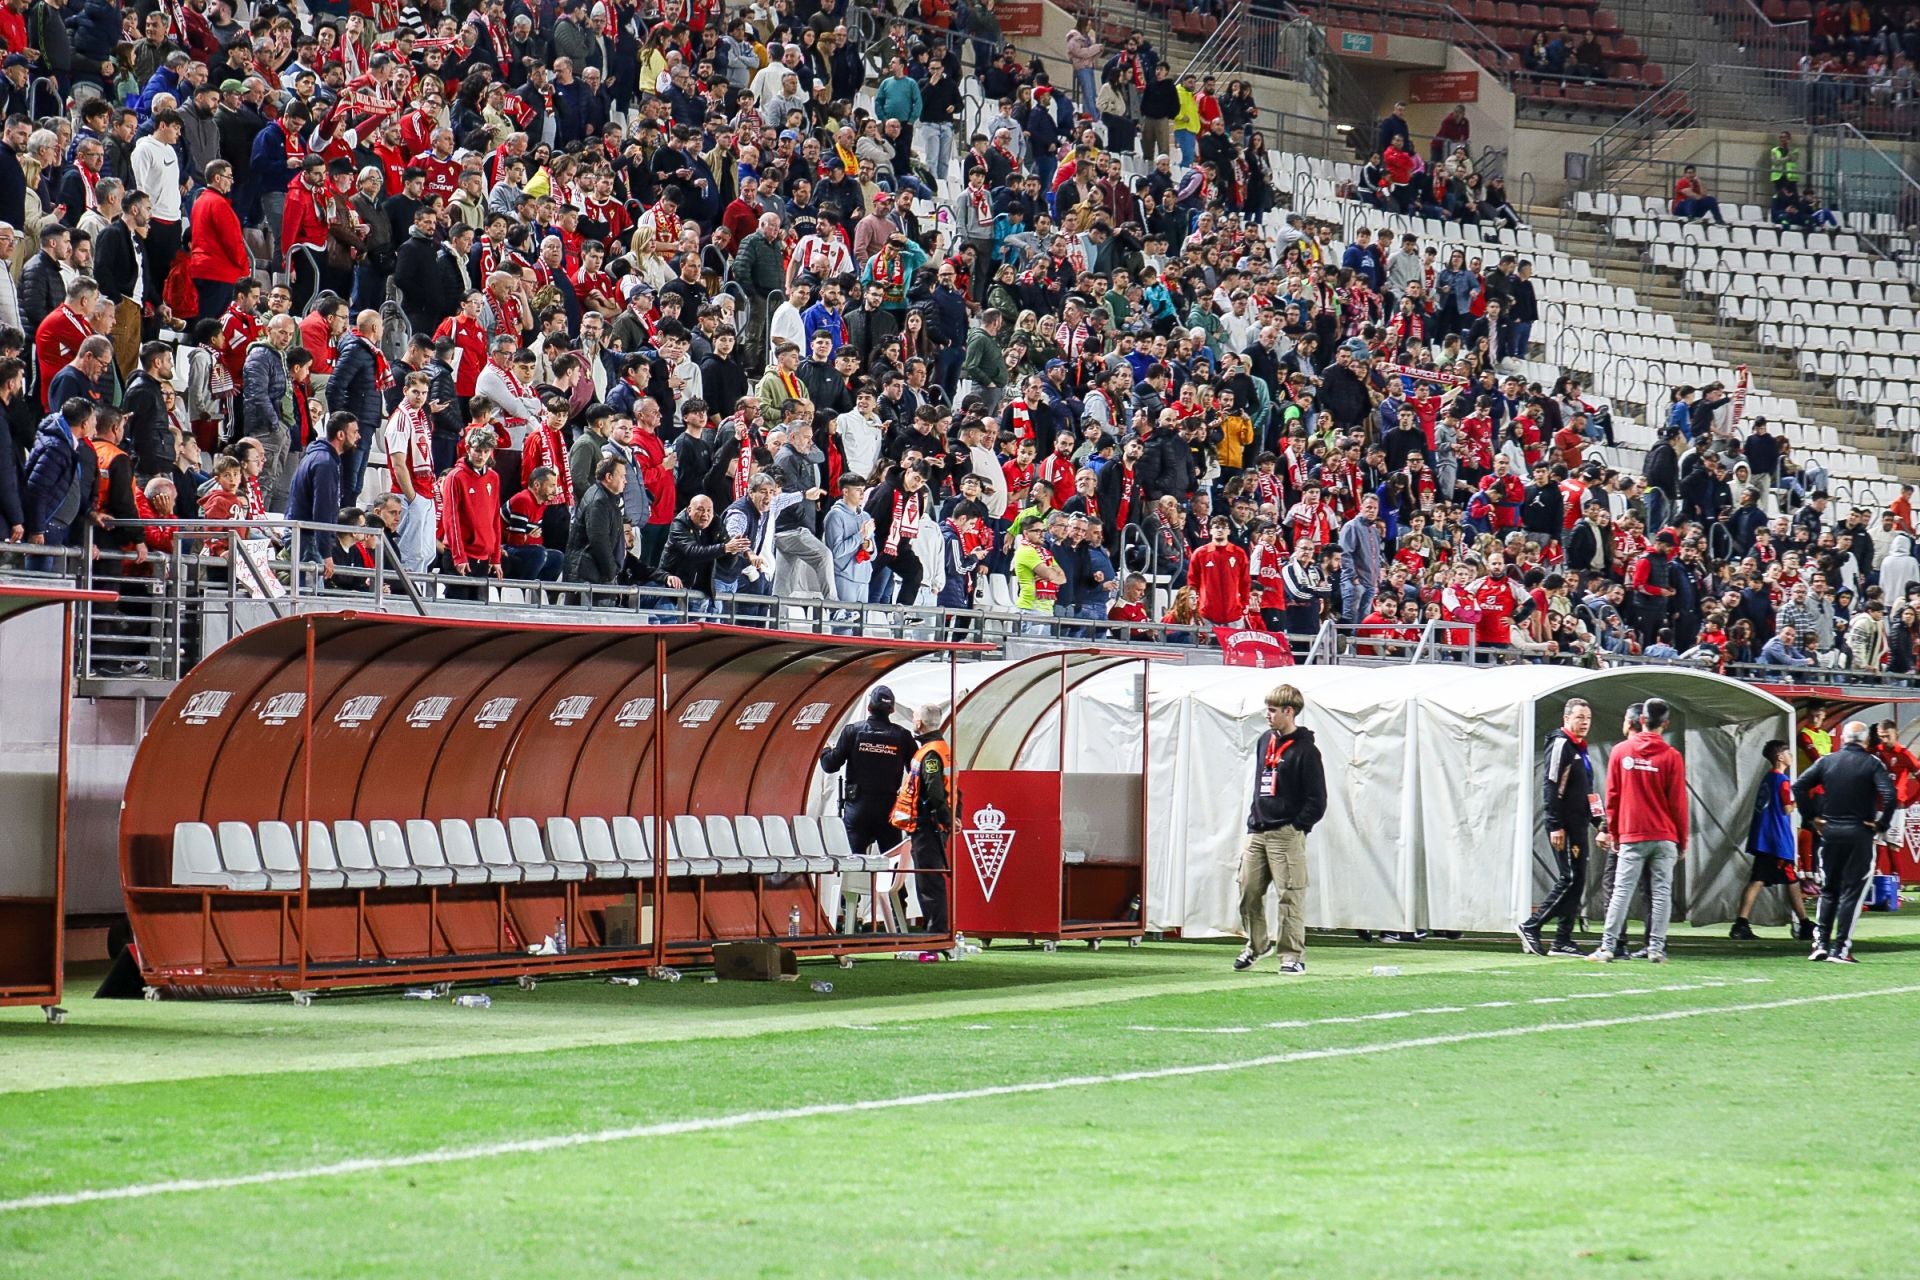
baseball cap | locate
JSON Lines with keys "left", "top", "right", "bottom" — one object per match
{"left": 869, "top": 686, "right": 896, "bottom": 715}
{"left": 220, "top": 79, "right": 245, "bottom": 94}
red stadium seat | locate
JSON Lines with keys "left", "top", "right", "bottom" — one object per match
{"left": 1594, "top": 9, "right": 1620, "bottom": 33}
{"left": 1469, "top": 0, "right": 1497, "bottom": 20}
{"left": 1198, "top": 13, "right": 1218, "bottom": 33}
{"left": 1784, "top": 0, "right": 1811, "bottom": 18}
{"left": 1762, "top": 0, "right": 1788, "bottom": 18}
{"left": 1641, "top": 62, "right": 1665, "bottom": 86}
{"left": 1540, "top": 6, "right": 1566, "bottom": 26}
{"left": 1495, "top": 2, "right": 1522, "bottom": 23}
{"left": 1519, "top": 4, "right": 1545, "bottom": 25}
{"left": 1616, "top": 35, "right": 1642, "bottom": 60}
{"left": 1564, "top": 9, "right": 1591, "bottom": 31}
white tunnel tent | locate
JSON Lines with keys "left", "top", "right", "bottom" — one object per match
{"left": 837, "top": 660, "right": 1792, "bottom": 937}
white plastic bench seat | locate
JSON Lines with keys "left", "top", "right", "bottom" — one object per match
{"left": 363, "top": 820, "right": 424, "bottom": 887}
{"left": 474, "top": 817, "right": 531, "bottom": 882}
{"left": 789, "top": 815, "right": 840, "bottom": 874}
{"left": 436, "top": 818, "right": 499, "bottom": 884}
{"left": 760, "top": 815, "right": 821, "bottom": 874}
{"left": 218, "top": 821, "right": 296, "bottom": 891}
{"left": 672, "top": 815, "right": 724, "bottom": 876}
{"left": 258, "top": 819, "right": 346, "bottom": 890}
{"left": 579, "top": 815, "right": 650, "bottom": 878}
{"left": 611, "top": 815, "right": 678, "bottom": 877}
{"left": 703, "top": 814, "right": 760, "bottom": 874}
{"left": 173, "top": 821, "right": 259, "bottom": 889}
{"left": 738, "top": 815, "right": 803, "bottom": 874}
{"left": 510, "top": 816, "right": 587, "bottom": 882}
{"left": 373, "top": 819, "right": 449, "bottom": 886}
{"left": 544, "top": 816, "right": 605, "bottom": 879}
{"left": 822, "top": 813, "right": 890, "bottom": 872}
{"left": 400, "top": 819, "right": 460, "bottom": 886}
{"left": 332, "top": 820, "right": 395, "bottom": 887}
{"left": 416, "top": 819, "right": 490, "bottom": 885}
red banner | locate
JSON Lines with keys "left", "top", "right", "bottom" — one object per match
{"left": 1410, "top": 71, "right": 1480, "bottom": 104}
{"left": 1221, "top": 630, "right": 1295, "bottom": 668}
{"left": 999, "top": 1, "right": 1044, "bottom": 36}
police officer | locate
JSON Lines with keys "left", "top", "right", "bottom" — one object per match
{"left": 891, "top": 715, "right": 953, "bottom": 936}
{"left": 1520, "top": 697, "right": 1608, "bottom": 957}
{"left": 1793, "top": 719, "right": 1896, "bottom": 964}
{"left": 819, "top": 686, "right": 918, "bottom": 870}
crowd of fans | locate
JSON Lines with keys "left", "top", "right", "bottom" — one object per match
{"left": 0, "top": 0, "right": 1909, "bottom": 680}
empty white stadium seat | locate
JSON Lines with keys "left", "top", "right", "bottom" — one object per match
{"left": 515, "top": 816, "right": 587, "bottom": 882}
{"left": 216, "top": 821, "right": 288, "bottom": 891}
{"left": 430, "top": 819, "right": 493, "bottom": 885}
{"left": 703, "top": 814, "right": 755, "bottom": 874}
{"left": 579, "top": 815, "right": 647, "bottom": 878}
{"left": 761, "top": 815, "right": 825, "bottom": 874}
{"left": 475, "top": 817, "right": 533, "bottom": 882}
{"left": 734, "top": 816, "right": 793, "bottom": 874}
{"left": 822, "top": 813, "right": 888, "bottom": 872}
{"left": 400, "top": 820, "right": 457, "bottom": 887}
{"left": 173, "top": 821, "right": 244, "bottom": 889}
{"left": 258, "top": 820, "right": 343, "bottom": 890}
{"left": 672, "top": 814, "right": 723, "bottom": 876}
{"left": 332, "top": 820, "right": 391, "bottom": 887}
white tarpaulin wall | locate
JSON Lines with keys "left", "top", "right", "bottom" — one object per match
{"left": 1049, "top": 663, "right": 1792, "bottom": 937}
{"left": 832, "top": 659, "right": 1790, "bottom": 936}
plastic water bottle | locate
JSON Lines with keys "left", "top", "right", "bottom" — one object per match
{"left": 607, "top": 976, "right": 643, "bottom": 987}
{"left": 810, "top": 980, "right": 834, "bottom": 993}
{"left": 1370, "top": 965, "right": 1404, "bottom": 977}
{"left": 452, "top": 993, "right": 492, "bottom": 1008}
{"left": 554, "top": 916, "right": 569, "bottom": 956}
{"left": 653, "top": 966, "right": 681, "bottom": 983}
{"left": 788, "top": 905, "right": 802, "bottom": 937}
{"left": 402, "top": 988, "right": 439, "bottom": 1000}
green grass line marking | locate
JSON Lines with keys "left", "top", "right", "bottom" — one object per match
{"left": 5, "top": 982, "right": 1910, "bottom": 1216}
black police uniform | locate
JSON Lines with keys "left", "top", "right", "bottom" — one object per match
{"left": 1793, "top": 741, "right": 1896, "bottom": 955}
{"left": 819, "top": 692, "right": 918, "bottom": 863}
{"left": 1523, "top": 726, "right": 1604, "bottom": 948}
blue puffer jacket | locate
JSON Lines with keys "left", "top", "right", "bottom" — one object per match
{"left": 22, "top": 411, "right": 93, "bottom": 536}
{"left": 65, "top": 0, "right": 119, "bottom": 68}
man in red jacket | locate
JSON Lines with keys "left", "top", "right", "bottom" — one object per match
{"left": 187, "top": 162, "right": 252, "bottom": 322}
{"left": 1189, "top": 515, "right": 1251, "bottom": 630}
{"left": 1592, "top": 696, "right": 1689, "bottom": 963}
{"left": 438, "top": 427, "right": 505, "bottom": 601}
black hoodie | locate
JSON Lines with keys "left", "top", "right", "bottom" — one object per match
{"left": 1246, "top": 725, "right": 1328, "bottom": 834}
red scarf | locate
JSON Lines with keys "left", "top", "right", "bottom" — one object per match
{"left": 648, "top": 199, "right": 680, "bottom": 243}
{"left": 968, "top": 185, "right": 991, "bottom": 225}
{"left": 1008, "top": 399, "right": 1031, "bottom": 441}
{"left": 885, "top": 488, "right": 921, "bottom": 557}
{"left": 1115, "top": 466, "right": 1136, "bottom": 530}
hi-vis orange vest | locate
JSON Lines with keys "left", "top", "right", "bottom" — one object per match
{"left": 890, "top": 739, "right": 951, "bottom": 832}
{"left": 91, "top": 438, "right": 124, "bottom": 509}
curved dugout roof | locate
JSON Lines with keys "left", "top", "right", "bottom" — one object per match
{"left": 949, "top": 651, "right": 1149, "bottom": 773}
{"left": 120, "top": 613, "right": 981, "bottom": 890}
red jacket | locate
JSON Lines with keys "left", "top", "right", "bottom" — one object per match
{"left": 1605, "top": 730, "right": 1689, "bottom": 847}
{"left": 281, "top": 177, "right": 331, "bottom": 266}
{"left": 1188, "top": 541, "right": 1250, "bottom": 624}
{"left": 438, "top": 459, "right": 504, "bottom": 570}
{"left": 631, "top": 427, "right": 675, "bottom": 527}
{"left": 34, "top": 305, "right": 92, "bottom": 407}
{"left": 186, "top": 189, "right": 251, "bottom": 283}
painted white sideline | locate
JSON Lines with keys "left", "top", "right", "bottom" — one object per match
{"left": 2, "top": 983, "right": 1912, "bottom": 1214}
{"left": 1123, "top": 976, "right": 1772, "bottom": 1033}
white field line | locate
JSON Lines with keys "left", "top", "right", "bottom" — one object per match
{"left": 1124, "top": 977, "right": 1771, "bottom": 1033}
{"left": 2, "top": 981, "right": 1910, "bottom": 1215}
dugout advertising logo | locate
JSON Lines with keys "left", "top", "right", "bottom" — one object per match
{"left": 677, "top": 699, "right": 721, "bottom": 728}
{"left": 791, "top": 701, "right": 831, "bottom": 731}
{"left": 473, "top": 697, "right": 519, "bottom": 730}
{"left": 405, "top": 696, "right": 453, "bottom": 729}
{"left": 615, "top": 697, "right": 655, "bottom": 728}
{"left": 256, "top": 693, "right": 306, "bottom": 726}
{"left": 734, "top": 700, "right": 775, "bottom": 730}
{"left": 333, "top": 695, "right": 383, "bottom": 729}
{"left": 962, "top": 803, "right": 1015, "bottom": 903}
{"left": 549, "top": 695, "right": 595, "bottom": 727}
{"left": 178, "top": 690, "right": 232, "bottom": 725}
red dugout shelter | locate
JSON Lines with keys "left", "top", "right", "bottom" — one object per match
{"left": 0, "top": 583, "right": 116, "bottom": 1020}
{"left": 119, "top": 612, "right": 980, "bottom": 994}
{"left": 948, "top": 651, "right": 1151, "bottom": 949}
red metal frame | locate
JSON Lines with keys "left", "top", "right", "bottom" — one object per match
{"left": 948, "top": 650, "right": 1151, "bottom": 946}
{"left": 119, "top": 612, "right": 986, "bottom": 992}
{"left": 0, "top": 584, "right": 116, "bottom": 1010}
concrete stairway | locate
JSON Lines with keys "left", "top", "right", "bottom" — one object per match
{"left": 1537, "top": 206, "right": 1916, "bottom": 486}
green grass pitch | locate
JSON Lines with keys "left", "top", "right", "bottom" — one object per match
{"left": 3, "top": 918, "right": 1919, "bottom": 1279}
